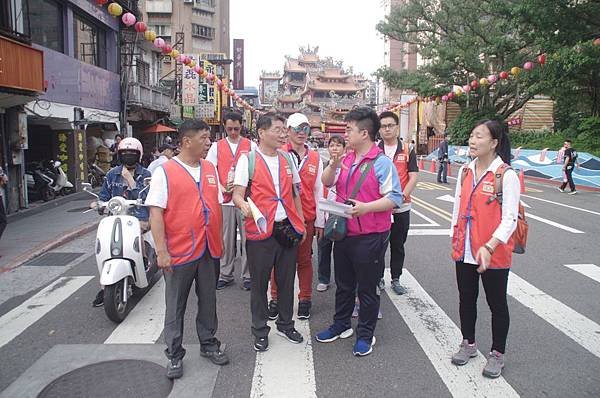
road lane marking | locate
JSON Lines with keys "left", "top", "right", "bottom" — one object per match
{"left": 104, "top": 277, "right": 165, "bottom": 344}
{"left": 417, "top": 182, "right": 452, "bottom": 191}
{"left": 411, "top": 196, "right": 453, "bottom": 222}
{"left": 384, "top": 272, "right": 520, "bottom": 397}
{"left": 521, "top": 194, "right": 600, "bottom": 216}
{"left": 409, "top": 229, "right": 451, "bottom": 236}
{"left": 0, "top": 276, "right": 94, "bottom": 350}
{"left": 526, "top": 213, "right": 584, "bottom": 234}
{"left": 508, "top": 273, "right": 600, "bottom": 358}
{"left": 251, "top": 277, "right": 316, "bottom": 398}
{"left": 563, "top": 264, "right": 600, "bottom": 284}
{"left": 436, "top": 194, "right": 455, "bottom": 204}
{"left": 410, "top": 208, "right": 440, "bottom": 227}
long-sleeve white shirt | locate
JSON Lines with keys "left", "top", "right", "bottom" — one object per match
{"left": 451, "top": 156, "right": 520, "bottom": 265}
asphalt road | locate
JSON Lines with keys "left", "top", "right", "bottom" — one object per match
{"left": 1, "top": 170, "right": 599, "bottom": 397}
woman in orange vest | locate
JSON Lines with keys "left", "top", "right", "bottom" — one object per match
{"left": 450, "top": 120, "right": 520, "bottom": 379}
{"left": 147, "top": 120, "right": 229, "bottom": 379}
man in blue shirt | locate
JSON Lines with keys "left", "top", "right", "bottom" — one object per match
{"left": 92, "top": 137, "right": 151, "bottom": 307}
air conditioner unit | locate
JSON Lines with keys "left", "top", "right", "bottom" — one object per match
{"left": 184, "top": 0, "right": 193, "bottom": 3}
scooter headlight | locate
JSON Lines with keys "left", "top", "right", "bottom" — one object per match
{"left": 107, "top": 198, "right": 124, "bottom": 215}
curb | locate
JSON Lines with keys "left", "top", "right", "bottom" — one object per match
{"left": 0, "top": 220, "right": 98, "bottom": 275}
{"left": 7, "top": 191, "right": 91, "bottom": 223}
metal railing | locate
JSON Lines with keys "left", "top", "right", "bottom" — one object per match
{"left": 128, "top": 82, "right": 172, "bottom": 113}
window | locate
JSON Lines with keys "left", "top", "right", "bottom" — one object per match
{"left": 25, "top": 0, "right": 63, "bottom": 52}
{"left": 192, "top": 9, "right": 213, "bottom": 17}
{"left": 73, "top": 13, "right": 106, "bottom": 68}
{"left": 149, "top": 24, "right": 171, "bottom": 37}
{"left": 191, "top": 23, "right": 214, "bottom": 39}
{"left": 136, "top": 58, "right": 150, "bottom": 86}
{"left": 195, "top": 0, "right": 215, "bottom": 7}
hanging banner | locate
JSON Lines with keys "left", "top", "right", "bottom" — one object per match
{"left": 182, "top": 54, "right": 199, "bottom": 106}
{"left": 233, "top": 39, "right": 244, "bottom": 90}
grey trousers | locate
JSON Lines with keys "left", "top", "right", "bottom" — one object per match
{"left": 163, "top": 253, "right": 220, "bottom": 361}
{"left": 219, "top": 205, "right": 250, "bottom": 282}
{"left": 247, "top": 236, "right": 298, "bottom": 338}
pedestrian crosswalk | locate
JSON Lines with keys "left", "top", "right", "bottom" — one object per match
{"left": 1, "top": 265, "right": 599, "bottom": 397}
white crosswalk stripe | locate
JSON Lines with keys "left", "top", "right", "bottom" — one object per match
{"left": 383, "top": 272, "right": 520, "bottom": 397}
{"left": 0, "top": 276, "right": 93, "bottom": 350}
{"left": 563, "top": 264, "right": 600, "bottom": 284}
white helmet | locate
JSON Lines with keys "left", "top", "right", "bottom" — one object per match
{"left": 118, "top": 137, "right": 144, "bottom": 157}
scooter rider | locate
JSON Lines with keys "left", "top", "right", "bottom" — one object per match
{"left": 91, "top": 137, "right": 152, "bottom": 307}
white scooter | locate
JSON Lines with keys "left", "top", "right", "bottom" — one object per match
{"left": 49, "top": 160, "right": 74, "bottom": 195}
{"left": 83, "top": 182, "right": 158, "bottom": 323}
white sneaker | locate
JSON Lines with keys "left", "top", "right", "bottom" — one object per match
{"left": 557, "top": 187, "right": 565, "bottom": 193}
{"left": 568, "top": 190, "right": 578, "bottom": 195}
{"left": 316, "top": 283, "right": 329, "bottom": 292}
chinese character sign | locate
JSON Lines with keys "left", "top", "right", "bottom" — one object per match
{"left": 182, "top": 54, "right": 199, "bottom": 106}
{"left": 233, "top": 39, "right": 244, "bottom": 90}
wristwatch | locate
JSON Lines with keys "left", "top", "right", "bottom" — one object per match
{"left": 484, "top": 243, "right": 495, "bottom": 255}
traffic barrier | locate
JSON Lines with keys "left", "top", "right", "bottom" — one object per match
{"left": 447, "top": 162, "right": 452, "bottom": 177}
{"left": 519, "top": 169, "right": 526, "bottom": 193}
{"left": 418, "top": 157, "right": 425, "bottom": 170}
{"left": 429, "top": 159, "right": 436, "bottom": 172}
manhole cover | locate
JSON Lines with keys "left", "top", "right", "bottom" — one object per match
{"left": 22, "top": 252, "right": 84, "bottom": 267}
{"left": 38, "top": 359, "right": 173, "bottom": 398}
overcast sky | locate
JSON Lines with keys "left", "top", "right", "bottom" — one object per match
{"left": 230, "top": 0, "right": 387, "bottom": 88}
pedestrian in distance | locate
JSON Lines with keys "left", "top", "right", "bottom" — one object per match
{"left": 315, "top": 135, "right": 346, "bottom": 292}
{"left": 206, "top": 111, "right": 257, "bottom": 291}
{"left": 147, "top": 120, "right": 229, "bottom": 379}
{"left": 0, "top": 166, "right": 8, "bottom": 243}
{"left": 147, "top": 143, "right": 177, "bottom": 174}
{"left": 450, "top": 119, "right": 520, "bottom": 379}
{"left": 558, "top": 139, "right": 579, "bottom": 195}
{"left": 91, "top": 137, "right": 151, "bottom": 307}
{"left": 232, "top": 114, "right": 306, "bottom": 352}
{"left": 315, "top": 107, "right": 403, "bottom": 357}
{"left": 269, "top": 113, "right": 323, "bottom": 320}
{"left": 437, "top": 132, "right": 449, "bottom": 184}
{"left": 377, "top": 111, "right": 418, "bottom": 295}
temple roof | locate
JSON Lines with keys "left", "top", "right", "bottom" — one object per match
{"left": 284, "top": 58, "right": 307, "bottom": 73}
{"left": 278, "top": 95, "right": 302, "bottom": 103}
{"left": 307, "top": 79, "right": 366, "bottom": 92}
{"left": 317, "top": 68, "right": 351, "bottom": 80}
{"left": 260, "top": 72, "right": 282, "bottom": 80}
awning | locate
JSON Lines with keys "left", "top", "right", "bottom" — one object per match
{"left": 143, "top": 123, "right": 177, "bottom": 134}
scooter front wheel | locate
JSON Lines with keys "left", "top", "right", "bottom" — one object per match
{"left": 104, "top": 281, "right": 129, "bottom": 323}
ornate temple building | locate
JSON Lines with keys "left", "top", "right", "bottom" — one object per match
{"left": 259, "top": 45, "right": 368, "bottom": 136}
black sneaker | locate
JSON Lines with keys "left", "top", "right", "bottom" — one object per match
{"left": 254, "top": 336, "right": 269, "bottom": 352}
{"left": 200, "top": 348, "right": 230, "bottom": 366}
{"left": 268, "top": 300, "right": 278, "bottom": 320}
{"left": 92, "top": 289, "right": 104, "bottom": 307}
{"left": 297, "top": 300, "right": 311, "bottom": 320}
{"left": 241, "top": 280, "right": 251, "bottom": 291}
{"left": 216, "top": 279, "right": 234, "bottom": 290}
{"left": 276, "top": 328, "right": 304, "bottom": 344}
{"left": 166, "top": 358, "right": 183, "bottom": 379}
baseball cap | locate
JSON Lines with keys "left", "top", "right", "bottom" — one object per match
{"left": 286, "top": 113, "right": 310, "bottom": 128}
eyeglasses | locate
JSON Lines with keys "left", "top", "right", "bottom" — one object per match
{"left": 291, "top": 125, "right": 311, "bottom": 134}
{"left": 225, "top": 127, "right": 241, "bottom": 132}
{"left": 381, "top": 123, "right": 398, "bottom": 130}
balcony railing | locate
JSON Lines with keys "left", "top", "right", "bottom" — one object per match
{"left": 128, "top": 82, "right": 171, "bottom": 113}
{"left": 145, "top": 0, "right": 173, "bottom": 14}
{"left": 0, "top": 35, "right": 44, "bottom": 93}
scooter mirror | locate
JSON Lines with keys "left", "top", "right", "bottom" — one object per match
{"left": 82, "top": 182, "right": 92, "bottom": 191}
{"left": 54, "top": 160, "right": 62, "bottom": 168}
{"left": 144, "top": 177, "right": 151, "bottom": 186}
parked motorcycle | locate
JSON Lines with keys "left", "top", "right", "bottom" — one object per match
{"left": 46, "top": 160, "right": 74, "bottom": 195}
{"left": 83, "top": 181, "right": 158, "bottom": 323}
{"left": 87, "top": 160, "right": 106, "bottom": 188}
{"left": 25, "top": 162, "right": 55, "bottom": 202}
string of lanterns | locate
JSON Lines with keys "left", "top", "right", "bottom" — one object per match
{"left": 97, "top": 1, "right": 257, "bottom": 114}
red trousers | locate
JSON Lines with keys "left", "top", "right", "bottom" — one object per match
{"left": 271, "top": 222, "right": 314, "bottom": 302}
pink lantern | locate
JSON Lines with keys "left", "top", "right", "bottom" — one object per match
{"left": 134, "top": 21, "right": 147, "bottom": 33}
{"left": 153, "top": 37, "right": 165, "bottom": 49}
{"left": 442, "top": 95, "right": 448, "bottom": 102}
{"left": 162, "top": 45, "right": 172, "bottom": 55}
{"left": 229, "top": 90, "right": 236, "bottom": 97}
{"left": 488, "top": 74, "right": 498, "bottom": 84}
{"left": 462, "top": 85, "right": 471, "bottom": 93}
{"left": 193, "top": 65, "right": 202, "bottom": 74}
{"left": 183, "top": 57, "right": 192, "bottom": 65}
{"left": 223, "top": 86, "right": 229, "bottom": 93}
{"left": 216, "top": 79, "right": 223, "bottom": 87}
{"left": 523, "top": 61, "right": 534, "bottom": 71}
{"left": 176, "top": 54, "right": 185, "bottom": 63}
{"left": 206, "top": 73, "right": 214, "bottom": 81}
{"left": 448, "top": 92, "right": 455, "bottom": 100}
{"left": 121, "top": 12, "right": 136, "bottom": 27}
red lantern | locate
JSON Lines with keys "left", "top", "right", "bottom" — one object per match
{"left": 134, "top": 22, "right": 147, "bottom": 33}
{"left": 499, "top": 71, "right": 509, "bottom": 80}
{"left": 537, "top": 53, "right": 546, "bottom": 65}
{"left": 183, "top": 57, "right": 192, "bottom": 65}
{"left": 96, "top": 0, "right": 109, "bottom": 5}
{"left": 162, "top": 45, "right": 172, "bottom": 55}
{"left": 448, "top": 92, "right": 455, "bottom": 100}
{"left": 470, "top": 80, "right": 479, "bottom": 89}
{"left": 223, "top": 86, "right": 229, "bottom": 93}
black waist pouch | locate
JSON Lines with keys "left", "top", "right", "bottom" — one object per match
{"left": 272, "top": 219, "right": 302, "bottom": 248}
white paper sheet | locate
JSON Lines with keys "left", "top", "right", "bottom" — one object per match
{"left": 247, "top": 197, "right": 267, "bottom": 233}
{"left": 318, "top": 198, "right": 353, "bottom": 219}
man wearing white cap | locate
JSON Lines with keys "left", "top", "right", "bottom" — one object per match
{"left": 268, "top": 113, "right": 323, "bottom": 320}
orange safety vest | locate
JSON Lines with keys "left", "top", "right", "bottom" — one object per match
{"left": 379, "top": 140, "right": 412, "bottom": 203}
{"left": 451, "top": 165, "right": 513, "bottom": 268}
{"left": 162, "top": 159, "right": 223, "bottom": 265}
{"left": 282, "top": 144, "right": 320, "bottom": 222}
{"left": 216, "top": 137, "right": 252, "bottom": 203}
{"left": 244, "top": 151, "right": 305, "bottom": 241}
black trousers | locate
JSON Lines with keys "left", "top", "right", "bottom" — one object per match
{"left": 163, "top": 252, "right": 220, "bottom": 361}
{"left": 456, "top": 261, "right": 510, "bottom": 353}
{"left": 0, "top": 198, "right": 6, "bottom": 241}
{"left": 560, "top": 166, "right": 576, "bottom": 192}
{"left": 437, "top": 160, "right": 448, "bottom": 183}
{"left": 247, "top": 236, "right": 298, "bottom": 338}
{"left": 381, "top": 211, "right": 410, "bottom": 280}
{"left": 317, "top": 236, "right": 333, "bottom": 284}
{"left": 333, "top": 232, "right": 388, "bottom": 341}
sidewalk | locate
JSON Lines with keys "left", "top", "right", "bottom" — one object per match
{"left": 0, "top": 197, "right": 99, "bottom": 273}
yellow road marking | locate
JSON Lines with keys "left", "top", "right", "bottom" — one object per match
{"left": 411, "top": 196, "right": 453, "bottom": 222}
{"left": 417, "top": 182, "right": 452, "bottom": 191}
